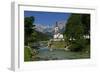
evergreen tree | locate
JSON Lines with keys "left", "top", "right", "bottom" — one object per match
{"left": 81, "top": 14, "right": 90, "bottom": 36}
{"left": 24, "top": 16, "right": 36, "bottom": 45}
{"left": 64, "top": 14, "right": 90, "bottom": 52}
{"left": 65, "top": 14, "right": 84, "bottom": 41}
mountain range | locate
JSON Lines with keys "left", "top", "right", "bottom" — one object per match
{"left": 34, "top": 20, "right": 67, "bottom": 36}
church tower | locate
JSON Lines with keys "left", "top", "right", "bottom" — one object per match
{"left": 54, "top": 22, "right": 59, "bottom": 34}
{"left": 53, "top": 22, "right": 64, "bottom": 41}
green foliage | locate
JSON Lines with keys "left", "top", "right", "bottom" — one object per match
{"left": 24, "top": 46, "right": 40, "bottom": 61}
{"left": 24, "top": 16, "right": 35, "bottom": 36}
{"left": 24, "top": 47, "right": 32, "bottom": 61}
{"left": 64, "top": 14, "right": 90, "bottom": 52}
{"left": 35, "top": 31, "right": 50, "bottom": 41}
{"left": 24, "top": 16, "right": 50, "bottom": 46}
{"left": 65, "top": 14, "right": 84, "bottom": 40}
{"left": 69, "top": 39, "right": 87, "bottom": 52}
{"left": 24, "top": 16, "right": 36, "bottom": 45}
{"left": 81, "top": 14, "right": 90, "bottom": 35}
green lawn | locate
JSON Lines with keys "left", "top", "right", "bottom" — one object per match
{"left": 51, "top": 41, "right": 66, "bottom": 49}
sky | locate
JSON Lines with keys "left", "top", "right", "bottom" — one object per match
{"left": 24, "top": 11, "right": 71, "bottom": 27}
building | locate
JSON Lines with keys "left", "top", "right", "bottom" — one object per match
{"left": 53, "top": 22, "right": 64, "bottom": 41}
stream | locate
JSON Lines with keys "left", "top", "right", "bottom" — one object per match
{"left": 34, "top": 47, "right": 90, "bottom": 61}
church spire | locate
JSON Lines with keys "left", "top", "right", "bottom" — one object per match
{"left": 56, "top": 21, "right": 58, "bottom": 27}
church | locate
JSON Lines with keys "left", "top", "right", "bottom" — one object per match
{"left": 53, "top": 22, "right": 64, "bottom": 41}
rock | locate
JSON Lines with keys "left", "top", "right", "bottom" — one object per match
{"left": 50, "top": 48, "right": 53, "bottom": 51}
{"left": 64, "top": 48, "right": 69, "bottom": 51}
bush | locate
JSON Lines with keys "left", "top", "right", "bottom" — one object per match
{"left": 68, "top": 39, "right": 88, "bottom": 52}
{"left": 24, "top": 47, "right": 32, "bottom": 61}
{"left": 24, "top": 46, "right": 39, "bottom": 61}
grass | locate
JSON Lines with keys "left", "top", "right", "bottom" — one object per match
{"left": 24, "top": 47, "right": 32, "bottom": 61}
{"left": 51, "top": 41, "right": 66, "bottom": 49}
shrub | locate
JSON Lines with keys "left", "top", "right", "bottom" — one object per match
{"left": 68, "top": 39, "right": 88, "bottom": 52}
{"left": 24, "top": 47, "right": 32, "bottom": 61}
{"left": 24, "top": 46, "right": 39, "bottom": 61}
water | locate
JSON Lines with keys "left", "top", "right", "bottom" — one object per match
{"left": 34, "top": 47, "right": 90, "bottom": 61}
